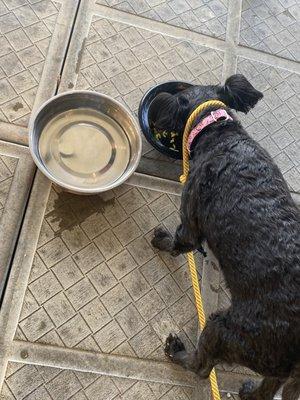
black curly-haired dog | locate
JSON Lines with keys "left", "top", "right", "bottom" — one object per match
{"left": 150, "top": 74, "right": 300, "bottom": 400}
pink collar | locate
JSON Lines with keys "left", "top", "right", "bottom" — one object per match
{"left": 187, "top": 109, "right": 233, "bottom": 153}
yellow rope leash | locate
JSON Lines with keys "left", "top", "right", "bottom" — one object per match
{"left": 180, "top": 100, "right": 225, "bottom": 400}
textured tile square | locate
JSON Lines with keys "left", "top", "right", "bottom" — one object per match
{"left": 107, "top": 249, "right": 137, "bottom": 280}
{"left": 65, "top": 277, "right": 98, "bottom": 310}
{"left": 44, "top": 292, "right": 76, "bottom": 327}
{"left": 16, "top": 185, "right": 200, "bottom": 361}
{"left": 57, "top": 314, "right": 91, "bottom": 347}
{"left": 19, "top": 308, "right": 54, "bottom": 341}
{"left": 29, "top": 270, "right": 62, "bottom": 304}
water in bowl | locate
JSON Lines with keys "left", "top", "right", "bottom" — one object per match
{"left": 39, "top": 108, "right": 130, "bottom": 190}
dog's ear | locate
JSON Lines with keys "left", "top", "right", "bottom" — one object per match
{"left": 149, "top": 92, "right": 190, "bottom": 132}
{"left": 218, "top": 74, "right": 263, "bottom": 113}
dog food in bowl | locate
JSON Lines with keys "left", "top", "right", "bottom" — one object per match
{"left": 138, "top": 81, "right": 193, "bottom": 160}
{"left": 153, "top": 128, "right": 180, "bottom": 151}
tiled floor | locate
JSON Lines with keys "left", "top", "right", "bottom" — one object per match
{"left": 16, "top": 184, "right": 199, "bottom": 359}
{"left": 0, "top": 0, "right": 299, "bottom": 398}
{"left": 0, "top": 0, "right": 77, "bottom": 126}
{"left": 240, "top": 0, "right": 300, "bottom": 62}
{"left": 0, "top": 0, "right": 60, "bottom": 125}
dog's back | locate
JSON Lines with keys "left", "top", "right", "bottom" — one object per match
{"left": 192, "top": 124, "right": 300, "bottom": 377}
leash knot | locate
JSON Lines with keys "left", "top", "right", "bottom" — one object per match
{"left": 179, "top": 174, "right": 186, "bottom": 184}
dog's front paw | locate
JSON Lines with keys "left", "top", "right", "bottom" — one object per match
{"left": 151, "top": 227, "right": 173, "bottom": 252}
{"left": 239, "top": 380, "right": 256, "bottom": 400}
{"left": 165, "top": 333, "right": 185, "bottom": 359}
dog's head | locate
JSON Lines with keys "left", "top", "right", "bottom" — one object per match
{"left": 149, "top": 74, "right": 263, "bottom": 134}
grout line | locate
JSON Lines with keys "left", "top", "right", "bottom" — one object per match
{"left": 222, "top": 46, "right": 237, "bottom": 82}
{"left": 0, "top": 140, "right": 30, "bottom": 157}
{"left": 0, "top": 122, "right": 29, "bottom": 147}
{"left": 237, "top": 45, "right": 300, "bottom": 74}
{"left": 0, "top": 156, "right": 36, "bottom": 304}
{"left": 222, "top": 0, "right": 242, "bottom": 81}
{"left": 10, "top": 340, "right": 196, "bottom": 388}
{"left": 59, "top": 0, "right": 95, "bottom": 92}
{"left": 0, "top": 173, "right": 52, "bottom": 390}
{"left": 137, "top": 158, "right": 182, "bottom": 183}
{"left": 127, "top": 173, "right": 182, "bottom": 196}
{"left": 225, "top": 0, "right": 242, "bottom": 47}
{"left": 54, "top": 0, "right": 82, "bottom": 96}
{"left": 92, "top": 4, "right": 226, "bottom": 52}
{"left": 8, "top": 340, "right": 262, "bottom": 394}
{"left": 32, "top": 0, "right": 79, "bottom": 115}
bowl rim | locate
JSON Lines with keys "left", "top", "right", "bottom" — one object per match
{"left": 29, "top": 90, "right": 142, "bottom": 194}
{"left": 138, "top": 80, "right": 193, "bottom": 160}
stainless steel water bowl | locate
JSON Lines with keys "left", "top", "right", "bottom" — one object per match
{"left": 29, "top": 91, "right": 142, "bottom": 194}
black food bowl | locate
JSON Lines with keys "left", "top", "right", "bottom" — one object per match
{"left": 138, "top": 81, "right": 193, "bottom": 160}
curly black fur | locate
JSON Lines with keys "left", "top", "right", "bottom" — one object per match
{"left": 150, "top": 74, "right": 300, "bottom": 400}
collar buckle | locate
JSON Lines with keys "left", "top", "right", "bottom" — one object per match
{"left": 210, "top": 109, "right": 231, "bottom": 122}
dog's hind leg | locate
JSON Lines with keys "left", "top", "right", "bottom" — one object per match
{"left": 164, "top": 311, "right": 227, "bottom": 378}
{"left": 239, "top": 378, "right": 284, "bottom": 400}
{"left": 164, "top": 334, "right": 200, "bottom": 373}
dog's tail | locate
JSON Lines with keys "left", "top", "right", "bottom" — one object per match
{"left": 282, "top": 363, "right": 300, "bottom": 400}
